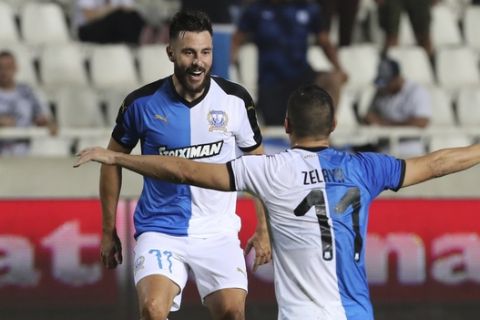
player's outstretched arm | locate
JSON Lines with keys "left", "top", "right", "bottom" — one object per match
{"left": 75, "top": 147, "right": 233, "bottom": 192}
{"left": 402, "top": 144, "right": 480, "bottom": 188}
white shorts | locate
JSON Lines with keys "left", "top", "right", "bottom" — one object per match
{"left": 133, "top": 232, "right": 248, "bottom": 311}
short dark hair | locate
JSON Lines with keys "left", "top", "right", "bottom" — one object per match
{"left": 0, "top": 50, "right": 14, "bottom": 60}
{"left": 169, "top": 11, "right": 213, "bottom": 41}
{"left": 287, "top": 85, "right": 335, "bottom": 138}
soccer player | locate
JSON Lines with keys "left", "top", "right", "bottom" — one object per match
{"left": 76, "top": 84, "right": 480, "bottom": 320}
{"left": 98, "top": 10, "right": 270, "bottom": 320}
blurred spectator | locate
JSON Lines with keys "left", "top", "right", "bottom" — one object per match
{"left": 376, "top": 0, "right": 436, "bottom": 59}
{"left": 231, "top": 0, "right": 347, "bottom": 126}
{"left": 73, "top": 0, "right": 152, "bottom": 45}
{"left": 316, "top": 0, "right": 360, "bottom": 47}
{"left": 362, "top": 57, "right": 431, "bottom": 156}
{"left": 0, "top": 51, "right": 57, "bottom": 156}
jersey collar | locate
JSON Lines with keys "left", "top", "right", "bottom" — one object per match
{"left": 292, "top": 146, "right": 329, "bottom": 152}
{"left": 169, "top": 76, "right": 211, "bottom": 108}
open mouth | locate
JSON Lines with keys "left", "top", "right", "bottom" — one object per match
{"left": 187, "top": 69, "right": 204, "bottom": 80}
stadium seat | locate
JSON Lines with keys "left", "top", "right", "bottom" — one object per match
{"left": 235, "top": 43, "right": 258, "bottom": 101}
{"left": 30, "top": 136, "right": 73, "bottom": 157}
{"left": 137, "top": 44, "right": 172, "bottom": 85}
{"left": 307, "top": 46, "right": 333, "bottom": 72}
{"left": 436, "top": 46, "right": 480, "bottom": 95}
{"left": 102, "top": 88, "right": 130, "bottom": 126}
{"left": 89, "top": 44, "right": 139, "bottom": 91}
{"left": 431, "top": 4, "right": 463, "bottom": 48}
{"left": 428, "top": 134, "right": 472, "bottom": 152}
{"left": 387, "top": 46, "right": 435, "bottom": 87}
{"left": 20, "top": 2, "right": 70, "bottom": 45}
{"left": 427, "top": 86, "right": 456, "bottom": 127}
{"left": 53, "top": 87, "right": 105, "bottom": 128}
{"left": 39, "top": 43, "right": 88, "bottom": 90}
{"left": 356, "top": 84, "right": 376, "bottom": 119}
{"left": 464, "top": 6, "right": 480, "bottom": 51}
{"left": 0, "top": 43, "right": 38, "bottom": 86}
{"left": 76, "top": 134, "right": 112, "bottom": 153}
{"left": 0, "top": 1, "right": 20, "bottom": 44}
{"left": 456, "top": 87, "right": 480, "bottom": 127}
{"left": 339, "top": 44, "right": 380, "bottom": 97}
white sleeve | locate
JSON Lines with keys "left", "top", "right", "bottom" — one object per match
{"left": 230, "top": 155, "right": 272, "bottom": 199}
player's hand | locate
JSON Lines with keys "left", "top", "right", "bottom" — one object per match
{"left": 244, "top": 229, "right": 272, "bottom": 272}
{"left": 73, "top": 147, "right": 117, "bottom": 167}
{"left": 101, "top": 229, "right": 123, "bottom": 269}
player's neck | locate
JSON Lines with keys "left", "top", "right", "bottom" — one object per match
{"left": 290, "top": 136, "right": 330, "bottom": 149}
{"left": 171, "top": 75, "right": 205, "bottom": 102}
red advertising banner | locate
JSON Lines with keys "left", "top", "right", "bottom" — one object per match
{"left": 0, "top": 199, "right": 124, "bottom": 308}
{"left": 1, "top": 198, "right": 479, "bottom": 309}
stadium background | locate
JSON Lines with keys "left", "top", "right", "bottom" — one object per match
{"left": 1, "top": 0, "right": 480, "bottom": 319}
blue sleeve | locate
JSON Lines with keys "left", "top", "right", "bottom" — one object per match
{"left": 356, "top": 152, "right": 406, "bottom": 197}
{"left": 112, "top": 100, "right": 141, "bottom": 149}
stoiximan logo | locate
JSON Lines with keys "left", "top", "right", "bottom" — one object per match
{"left": 158, "top": 140, "right": 224, "bottom": 159}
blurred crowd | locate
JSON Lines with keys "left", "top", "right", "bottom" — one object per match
{"left": 1, "top": 0, "right": 480, "bottom": 157}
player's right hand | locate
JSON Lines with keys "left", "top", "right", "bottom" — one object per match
{"left": 101, "top": 229, "right": 123, "bottom": 269}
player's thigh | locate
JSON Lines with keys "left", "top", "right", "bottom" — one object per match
{"left": 134, "top": 232, "right": 190, "bottom": 312}
{"left": 136, "top": 274, "right": 180, "bottom": 316}
{"left": 404, "top": 0, "right": 431, "bottom": 36}
{"left": 188, "top": 234, "right": 248, "bottom": 302}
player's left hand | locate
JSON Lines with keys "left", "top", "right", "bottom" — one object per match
{"left": 245, "top": 228, "right": 272, "bottom": 272}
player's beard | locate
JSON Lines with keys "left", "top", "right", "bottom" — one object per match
{"left": 174, "top": 64, "right": 211, "bottom": 95}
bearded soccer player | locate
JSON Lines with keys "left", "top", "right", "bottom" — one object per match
{"left": 97, "top": 10, "right": 271, "bottom": 320}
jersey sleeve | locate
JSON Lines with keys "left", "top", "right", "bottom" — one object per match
{"left": 235, "top": 93, "right": 262, "bottom": 152}
{"left": 111, "top": 98, "right": 141, "bottom": 149}
{"left": 228, "top": 154, "right": 273, "bottom": 199}
{"left": 356, "top": 152, "right": 406, "bottom": 197}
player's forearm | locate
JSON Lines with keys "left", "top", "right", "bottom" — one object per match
{"left": 404, "top": 144, "right": 480, "bottom": 187}
{"left": 112, "top": 153, "right": 232, "bottom": 191}
{"left": 99, "top": 164, "right": 121, "bottom": 234}
{"left": 429, "top": 144, "right": 480, "bottom": 178}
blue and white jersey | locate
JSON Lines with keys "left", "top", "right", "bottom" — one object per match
{"left": 113, "top": 76, "right": 262, "bottom": 238}
{"left": 229, "top": 147, "right": 405, "bottom": 320}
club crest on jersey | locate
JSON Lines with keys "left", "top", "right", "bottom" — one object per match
{"left": 207, "top": 110, "right": 228, "bottom": 132}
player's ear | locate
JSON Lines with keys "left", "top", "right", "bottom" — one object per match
{"left": 166, "top": 46, "right": 174, "bottom": 62}
{"left": 284, "top": 117, "right": 291, "bottom": 134}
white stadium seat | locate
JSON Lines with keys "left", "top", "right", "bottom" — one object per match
{"left": 137, "top": 44, "right": 172, "bottom": 85}
{"left": 464, "top": 6, "right": 480, "bottom": 51}
{"left": 307, "top": 46, "right": 333, "bottom": 72}
{"left": 456, "top": 87, "right": 480, "bottom": 127}
{"left": 30, "top": 136, "right": 73, "bottom": 157}
{"left": 387, "top": 46, "right": 435, "bottom": 87}
{"left": 54, "top": 87, "right": 105, "bottom": 128}
{"left": 431, "top": 4, "right": 463, "bottom": 48}
{"left": 39, "top": 43, "right": 88, "bottom": 89}
{"left": 436, "top": 46, "right": 480, "bottom": 95}
{"left": 0, "top": 1, "right": 20, "bottom": 44}
{"left": 339, "top": 44, "right": 380, "bottom": 97}
{"left": 89, "top": 44, "right": 139, "bottom": 91}
{"left": 429, "top": 134, "right": 472, "bottom": 152}
{"left": 235, "top": 43, "right": 258, "bottom": 101}
{"left": 427, "top": 86, "right": 456, "bottom": 127}
{"left": 398, "top": 13, "right": 416, "bottom": 46}
{"left": 20, "top": 2, "right": 70, "bottom": 45}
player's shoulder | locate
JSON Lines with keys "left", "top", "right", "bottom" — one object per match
{"left": 123, "top": 77, "right": 169, "bottom": 109}
{"left": 211, "top": 76, "right": 253, "bottom": 103}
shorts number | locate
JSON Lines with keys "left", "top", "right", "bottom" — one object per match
{"left": 149, "top": 249, "right": 173, "bottom": 273}
{"left": 294, "top": 187, "right": 362, "bottom": 262}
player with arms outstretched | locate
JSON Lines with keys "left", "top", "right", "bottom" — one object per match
{"left": 76, "top": 84, "right": 480, "bottom": 319}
